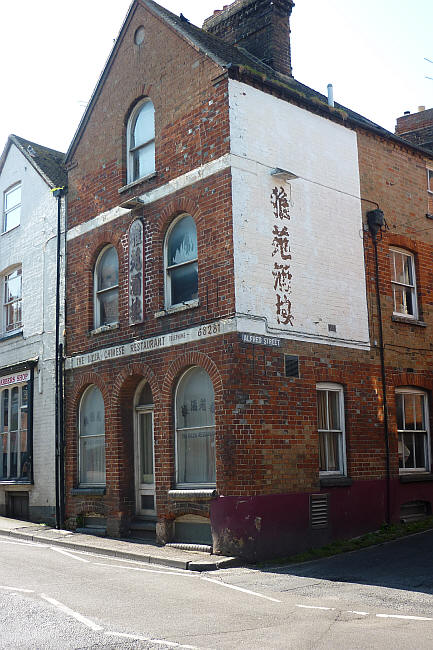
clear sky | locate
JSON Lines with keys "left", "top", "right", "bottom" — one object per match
{"left": 0, "top": 0, "right": 432, "bottom": 154}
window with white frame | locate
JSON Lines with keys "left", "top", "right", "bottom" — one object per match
{"left": 396, "top": 388, "right": 430, "bottom": 472}
{"left": 428, "top": 169, "right": 433, "bottom": 214}
{"left": 3, "top": 267, "right": 22, "bottom": 334}
{"left": 175, "top": 367, "right": 216, "bottom": 486}
{"left": 317, "top": 383, "right": 346, "bottom": 475}
{"left": 94, "top": 246, "right": 119, "bottom": 328}
{"left": 390, "top": 248, "right": 417, "bottom": 319}
{"left": 165, "top": 214, "right": 198, "bottom": 308}
{"left": 79, "top": 385, "right": 106, "bottom": 486}
{"left": 127, "top": 99, "right": 155, "bottom": 183}
{"left": 0, "top": 381, "right": 29, "bottom": 481}
{"left": 3, "top": 183, "right": 21, "bottom": 233}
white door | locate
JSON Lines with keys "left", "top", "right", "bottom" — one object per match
{"left": 135, "top": 409, "right": 155, "bottom": 516}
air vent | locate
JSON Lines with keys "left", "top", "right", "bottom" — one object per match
{"left": 310, "top": 494, "right": 329, "bottom": 529}
{"left": 400, "top": 500, "right": 430, "bottom": 523}
{"left": 285, "top": 354, "right": 299, "bottom": 378}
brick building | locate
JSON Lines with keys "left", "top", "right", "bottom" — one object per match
{"left": 0, "top": 135, "right": 66, "bottom": 523}
{"left": 63, "top": 0, "right": 433, "bottom": 559}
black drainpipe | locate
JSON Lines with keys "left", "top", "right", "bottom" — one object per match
{"left": 52, "top": 186, "right": 67, "bottom": 529}
{"left": 367, "top": 208, "right": 391, "bottom": 525}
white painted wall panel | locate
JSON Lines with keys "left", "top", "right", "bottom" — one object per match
{"left": 229, "top": 80, "right": 370, "bottom": 348}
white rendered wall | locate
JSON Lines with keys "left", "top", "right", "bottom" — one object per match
{"left": 229, "top": 80, "right": 370, "bottom": 348}
{"left": 0, "top": 144, "right": 64, "bottom": 521}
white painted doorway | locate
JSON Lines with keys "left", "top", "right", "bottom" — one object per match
{"left": 134, "top": 382, "right": 155, "bottom": 516}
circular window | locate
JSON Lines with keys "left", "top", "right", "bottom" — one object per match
{"left": 134, "top": 26, "right": 145, "bottom": 46}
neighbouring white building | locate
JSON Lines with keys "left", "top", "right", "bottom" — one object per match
{"left": 0, "top": 135, "right": 66, "bottom": 523}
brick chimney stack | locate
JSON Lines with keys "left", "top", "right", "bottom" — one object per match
{"left": 395, "top": 107, "right": 433, "bottom": 154}
{"left": 203, "top": 0, "right": 295, "bottom": 77}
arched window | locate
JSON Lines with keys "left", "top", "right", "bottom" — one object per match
{"left": 79, "top": 385, "right": 106, "bottom": 486}
{"left": 127, "top": 99, "right": 155, "bottom": 183}
{"left": 396, "top": 387, "right": 430, "bottom": 472}
{"left": 94, "top": 246, "right": 119, "bottom": 328}
{"left": 175, "top": 367, "right": 215, "bottom": 486}
{"left": 165, "top": 215, "right": 198, "bottom": 308}
{"left": 316, "top": 382, "right": 346, "bottom": 475}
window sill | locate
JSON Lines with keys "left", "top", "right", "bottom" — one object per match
{"left": 0, "top": 329, "right": 23, "bottom": 343}
{"left": 155, "top": 300, "right": 199, "bottom": 319}
{"left": 89, "top": 322, "right": 119, "bottom": 336}
{"left": 118, "top": 172, "right": 157, "bottom": 194}
{"left": 0, "top": 480, "right": 32, "bottom": 487}
{"left": 399, "top": 472, "right": 433, "bottom": 483}
{"left": 319, "top": 476, "right": 352, "bottom": 488}
{"left": 391, "top": 315, "right": 426, "bottom": 327}
{"left": 168, "top": 489, "right": 217, "bottom": 501}
{"left": 1, "top": 224, "right": 20, "bottom": 236}
{"left": 71, "top": 487, "right": 106, "bottom": 496}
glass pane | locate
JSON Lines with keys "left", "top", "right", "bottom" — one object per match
{"left": 20, "top": 428, "right": 29, "bottom": 479}
{"left": 80, "top": 436, "right": 106, "bottom": 485}
{"left": 21, "top": 384, "right": 28, "bottom": 408}
{"left": 328, "top": 391, "right": 340, "bottom": 430}
{"left": 5, "top": 205, "right": 20, "bottom": 231}
{"left": 317, "top": 391, "right": 327, "bottom": 429}
{"left": 414, "top": 433, "right": 427, "bottom": 469}
{"left": 327, "top": 432, "right": 340, "bottom": 471}
{"left": 97, "top": 247, "right": 118, "bottom": 291}
{"left": 176, "top": 368, "right": 215, "bottom": 429}
{"left": 132, "top": 101, "right": 155, "bottom": 147}
{"left": 170, "top": 262, "right": 198, "bottom": 305}
{"left": 5, "top": 186, "right": 21, "bottom": 210}
{"left": 393, "top": 285, "right": 413, "bottom": 315}
{"left": 140, "top": 413, "right": 153, "bottom": 484}
{"left": 403, "top": 255, "right": 413, "bottom": 285}
{"left": 1, "top": 391, "right": 8, "bottom": 433}
{"left": 0, "top": 433, "right": 7, "bottom": 478}
{"left": 168, "top": 216, "right": 197, "bottom": 266}
{"left": 6, "top": 301, "right": 22, "bottom": 331}
{"left": 396, "top": 394, "right": 404, "bottom": 430}
{"left": 177, "top": 428, "right": 215, "bottom": 484}
{"left": 10, "top": 430, "right": 18, "bottom": 478}
{"left": 414, "top": 394, "right": 425, "bottom": 430}
{"left": 80, "top": 386, "right": 105, "bottom": 437}
{"left": 6, "top": 269, "right": 22, "bottom": 302}
{"left": 133, "top": 141, "right": 155, "bottom": 180}
{"left": 11, "top": 388, "right": 18, "bottom": 431}
{"left": 137, "top": 383, "right": 153, "bottom": 406}
{"left": 403, "top": 433, "right": 415, "bottom": 468}
{"left": 404, "top": 395, "right": 415, "bottom": 430}
{"left": 319, "top": 431, "right": 326, "bottom": 471}
{"left": 98, "top": 288, "right": 118, "bottom": 325}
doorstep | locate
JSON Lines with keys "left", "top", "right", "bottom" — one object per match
{"left": 0, "top": 516, "right": 239, "bottom": 572}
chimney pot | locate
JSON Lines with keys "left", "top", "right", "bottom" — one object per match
{"left": 418, "top": 105, "right": 426, "bottom": 112}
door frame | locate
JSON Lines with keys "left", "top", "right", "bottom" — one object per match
{"left": 133, "top": 381, "right": 155, "bottom": 517}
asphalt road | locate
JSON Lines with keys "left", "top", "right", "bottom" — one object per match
{"left": 1, "top": 530, "right": 433, "bottom": 649}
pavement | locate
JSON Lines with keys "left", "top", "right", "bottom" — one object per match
{"left": 0, "top": 515, "right": 239, "bottom": 572}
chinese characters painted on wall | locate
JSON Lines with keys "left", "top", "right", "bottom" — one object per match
{"left": 129, "top": 219, "right": 144, "bottom": 324}
{"left": 271, "top": 186, "right": 293, "bottom": 326}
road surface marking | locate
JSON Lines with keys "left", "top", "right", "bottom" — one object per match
{"left": 345, "top": 610, "right": 369, "bottom": 616}
{"left": 296, "top": 605, "right": 336, "bottom": 611}
{"left": 0, "top": 539, "right": 47, "bottom": 547}
{"left": 94, "top": 562, "right": 187, "bottom": 577}
{"left": 202, "top": 577, "right": 281, "bottom": 603}
{"left": 376, "top": 614, "right": 433, "bottom": 622}
{"left": 40, "top": 594, "right": 103, "bottom": 631}
{"left": 104, "top": 631, "right": 198, "bottom": 649}
{"left": 0, "top": 586, "right": 34, "bottom": 593}
{"left": 50, "top": 546, "right": 90, "bottom": 562}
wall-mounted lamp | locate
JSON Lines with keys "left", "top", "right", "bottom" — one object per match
{"left": 270, "top": 168, "right": 299, "bottom": 181}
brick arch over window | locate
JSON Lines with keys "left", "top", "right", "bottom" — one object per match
{"left": 156, "top": 198, "right": 202, "bottom": 236}
{"left": 391, "top": 375, "right": 433, "bottom": 391}
{"left": 161, "top": 351, "right": 223, "bottom": 403}
{"left": 65, "top": 371, "right": 110, "bottom": 491}
{"left": 314, "top": 369, "right": 346, "bottom": 385}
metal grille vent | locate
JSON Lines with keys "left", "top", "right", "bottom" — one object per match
{"left": 310, "top": 494, "right": 329, "bottom": 529}
{"left": 285, "top": 354, "right": 299, "bottom": 378}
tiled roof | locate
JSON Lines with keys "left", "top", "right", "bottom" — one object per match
{"left": 11, "top": 135, "right": 67, "bottom": 188}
